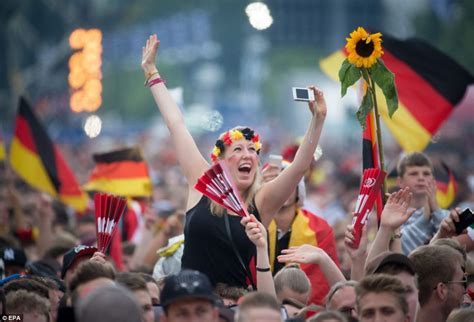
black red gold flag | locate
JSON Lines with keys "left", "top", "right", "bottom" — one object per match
{"left": 320, "top": 34, "right": 474, "bottom": 152}
{"left": 9, "top": 97, "right": 88, "bottom": 211}
{"left": 83, "top": 147, "right": 152, "bottom": 197}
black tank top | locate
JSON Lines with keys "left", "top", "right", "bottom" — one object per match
{"left": 181, "top": 196, "right": 260, "bottom": 288}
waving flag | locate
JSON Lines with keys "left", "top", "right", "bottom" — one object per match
{"left": 434, "top": 162, "right": 458, "bottom": 209}
{"left": 84, "top": 147, "right": 152, "bottom": 197}
{"left": 9, "top": 97, "right": 88, "bottom": 211}
{"left": 320, "top": 34, "right": 474, "bottom": 151}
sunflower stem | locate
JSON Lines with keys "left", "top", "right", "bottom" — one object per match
{"left": 367, "top": 70, "right": 387, "bottom": 204}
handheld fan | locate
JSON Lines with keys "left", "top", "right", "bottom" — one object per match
{"left": 94, "top": 193, "right": 127, "bottom": 253}
{"left": 194, "top": 160, "right": 249, "bottom": 217}
{"left": 352, "top": 168, "right": 386, "bottom": 247}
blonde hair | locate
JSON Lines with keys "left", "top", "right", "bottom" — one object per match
{"left": 210, "top": 126, "right": 262, "bottom": 217}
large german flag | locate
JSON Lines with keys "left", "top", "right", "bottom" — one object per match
{"left": 9, "top": 97, "right": 88, "bottom": 211}
{"left": 320, "top": 34, "right": 474, "bottom": 151}
{"left": 83, "top": 147, "right": 152, "bottom": 197}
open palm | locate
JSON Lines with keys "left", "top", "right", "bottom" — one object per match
{"left": 381, "top": 187, "right": 416, "bottom": 229}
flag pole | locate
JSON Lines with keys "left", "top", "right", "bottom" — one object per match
{"left": 368, "top": 73, "right": 388, "bottom": 202}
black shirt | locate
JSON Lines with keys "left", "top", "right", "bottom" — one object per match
{"left": 181, "top": 196, "right": 260, "bottom": 288}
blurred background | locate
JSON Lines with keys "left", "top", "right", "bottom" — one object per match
{"left": 0, "top": 0, "right": 473, "bottom": 200}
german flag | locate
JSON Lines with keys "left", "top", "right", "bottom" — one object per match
{"left": 9, "top": 97, "right": 88, "bottom": 211}
{"left": 362, "top": 110, "right": 384, "bottom": 223}
{"left": 434, "top": 162, "right": 458, "bottom": 209}
{"left": 83, "top": 147, "right": 152, "bottom": 197}
{"left": 320, "top": 34, "right": 474, "bottom": 152}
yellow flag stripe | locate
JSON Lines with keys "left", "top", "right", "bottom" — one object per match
{"left": 83, "top": 178, "right": 153, "bottom": 197}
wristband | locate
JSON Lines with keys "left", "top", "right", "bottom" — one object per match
{"left": 256, "top": 267, "right": 270, "bottom": 272}
{"left": 146, "top": 77, "right": 166, "bottom": 87}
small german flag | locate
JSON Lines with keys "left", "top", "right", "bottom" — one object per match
{"left": 9, "top": 97, "right": 88, "bottom": 211}
{"left": 83, "top": 147, "right": 152, "bottom": 197}
{"left": 362, "top": 110, "right": 384, "bottom": 223}
{"left": 434, "top": 162, "right": 458, "bottom": 209}
{"left": 320, "top": 34, "right": 474, "bottom": 152}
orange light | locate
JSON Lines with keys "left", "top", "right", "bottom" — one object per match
{"left": 69, "top": 29, "right": 87, "bottom": 49}
{"left": 69, "top": 28, "right": 102, "bottom": 112}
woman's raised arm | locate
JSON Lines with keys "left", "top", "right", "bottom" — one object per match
{"left": 256, "top": 86, "right": 327, "bottom": 226}
{"left": 142, "top": 34, "right": 208, "bottom": 208}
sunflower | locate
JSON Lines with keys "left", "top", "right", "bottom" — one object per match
{"left": 345, "top": 27, "right": 383, "bottom": 68}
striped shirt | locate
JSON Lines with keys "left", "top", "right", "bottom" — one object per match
{"left": 401, "top": 208, "right": 449, "bottom": 255}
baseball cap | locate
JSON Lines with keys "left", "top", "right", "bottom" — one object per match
{"left": 366, "top": 251, "right": 416, "bottom": 276}
{"left": 160, "top": 269, "right": 217, "bottom": 308}
{"left": 1, "top": 247, "right": 27, "bottom": 267}
{"left": 61, "top": 245, "right": 97, "bottom": 278}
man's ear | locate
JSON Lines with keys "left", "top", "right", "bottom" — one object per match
{"left": 397, "top": 176, "right": 404, "bottom": 188}
{"left": 434, "top": 282, "right": 448, "bottom": 301}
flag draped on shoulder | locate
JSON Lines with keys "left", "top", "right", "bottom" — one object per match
{"left": 9, "top": 97, "right": 88, "bottom": 211}
{"left": 320, "top": 34, "right": 474, "bottom": 152}
{"left": 83, "top": 147, "right": 152, "bottom": 197}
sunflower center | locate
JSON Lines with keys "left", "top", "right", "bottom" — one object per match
{"left": 355, "top": 39, "right": 375, "bottom": 57}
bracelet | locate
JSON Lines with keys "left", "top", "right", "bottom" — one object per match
{"left": 391, "top": 232, "right": 402, "bottom": 240}
{"left": 146, "top": 77, "right": 166, "bottom": 88}
{"left": 256, "top": 267, "right": 271, "bottom": 272}
{"left": 144, "top": 71, "right": 159, "bottom": 86}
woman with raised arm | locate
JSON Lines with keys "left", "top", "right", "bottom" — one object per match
{"left": 141, "top": 34, "right": 327, "bottom": 289}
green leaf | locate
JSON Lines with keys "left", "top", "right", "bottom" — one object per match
{"left": 339, "top": 59, "right": 361, "bottom": 97}
{"left": 370, "top": 59, "right": 399, "bottom": 117}
{"left": 356, "top": 92, "right": 373, "bottom": 128}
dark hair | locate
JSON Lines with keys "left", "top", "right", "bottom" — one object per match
{"left": 3, "top": 278, "right": 50, "bottom": 300}
{"left": 116, "top": 272, "right": 148, "bottom": 292}
{"left": 6, "top": 290, "right": 50, "bottom": 321}
{"left": 397, "top": 152, "right": 433, "bottom": 177}
{"left": 432, "top": 238, "right": 467, "bottom": 264}
{"left": 69, "top": 261, "right": 116, "bottom": 293}
{"left": 214, "top": 283, "right": 247, "bottom": 303}
{"left": 356, "top": 274, "right": 408, "bottom": 316}
{"left": 409, "top": 245, "right": 462, "bottom": 306}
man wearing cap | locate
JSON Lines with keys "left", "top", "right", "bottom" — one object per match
{"left": 366, "top": 251, "right": 418, "bottom": 322}
{"left": 262, "top": 160, "right": 339, "bottom": 305}
{"left": 61, "top": 245, "right": 97, "bottom": 287}
{"left": 160, "top": 269, "right": 219, "bottom": 322}
{"left": 1, "top": 247, "right": 27, "bottom": 277}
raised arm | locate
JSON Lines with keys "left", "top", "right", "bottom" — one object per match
{"left": 278, "top": 244, "right": 345, "bottom": 287}
{"left": 241, "top": 215, "right": 277, "bottom": 298}
{"left": 365, "top": 188, "right": 415, "bottom": 270}
{"left": 256, "top": 86, "right": 327, "bottom": 226}
{"left": 142, "top": 34, "right": 208, "bottom": 208}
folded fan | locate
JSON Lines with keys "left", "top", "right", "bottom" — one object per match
{"left": 94, "top": 193, "right": 127, "bottom": 253}
{"left": 352, "top": 168, "right": 386, "bottom": 247}
{"left": 194, "top": 161, "right": 249, "bottom": 217}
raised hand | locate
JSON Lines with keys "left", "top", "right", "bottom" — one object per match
{"left": 261, "top": 163, "right": 280, "bottom": 184}
{"left": 381, "top": 187, "right": 416, "bottom": 230}
{"left": 141, "top": 34, "right": 160, "bottom": 74}
{"left": 425, "top": 177, "right": 439, "bottom": 213}
{"left": 277, "top": 244, "right": 325, "bottom": 265}
{"left": 241, "top": 214, "right": 267, "bottom": 249}
{"left": 308, "top": 86, "right": 327, "bottom": 119}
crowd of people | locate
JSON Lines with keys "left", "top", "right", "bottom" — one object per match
{"left": 0, "top": 34, "right": 473, "bottom": 322}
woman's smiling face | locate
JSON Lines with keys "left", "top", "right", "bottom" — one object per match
{"left": 223, "top": 139, "right": 259, "bottom": 192}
